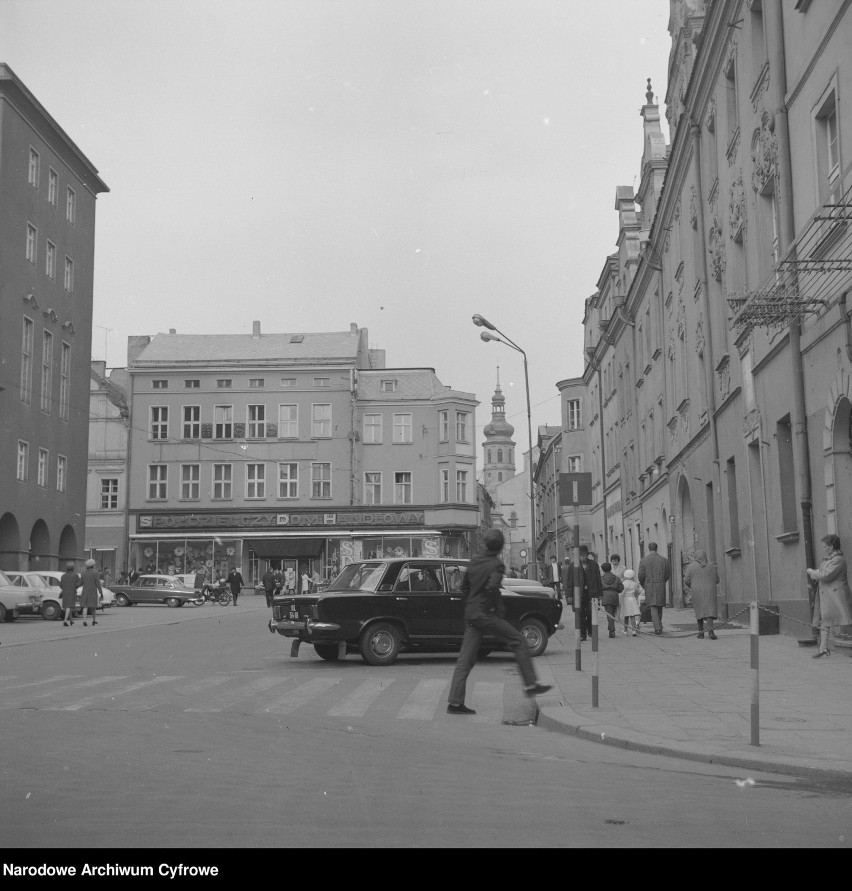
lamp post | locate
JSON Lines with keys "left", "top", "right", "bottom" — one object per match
{"left": 473, "top": 314, "right": 537, "bottom": 576}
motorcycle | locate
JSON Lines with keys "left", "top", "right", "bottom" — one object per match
{"left": 196, "top": 582, "right": 232, "bottom": 606}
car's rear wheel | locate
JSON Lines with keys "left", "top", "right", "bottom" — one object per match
{"left": 115, "top": 593, "right": 129, "bottom": 607}
{"left": 520, "top": 617, "right": 548, "bottom": 657}
{"left": 314, "top": 643, "right": 341, "bottom": 662}
{"left": 41, "top": 600, "right": 62, "bottom": 621}
{"left": 359, "top": 622, "right": 401, "bottom": 666}
{"left": 165, "top": 597, "right": 181, "bottom": 608}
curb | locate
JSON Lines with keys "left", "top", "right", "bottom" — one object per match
{"left": 535, "top": 701, "right": 852, "bottom": 781}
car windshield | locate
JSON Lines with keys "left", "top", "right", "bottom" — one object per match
{"left": 326, "top": 562, "right": 386, "bottom": 592}
{"left": 23, "top": 574, "right": 48, "bottom": 588}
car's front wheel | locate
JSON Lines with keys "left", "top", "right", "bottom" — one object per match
{"left": 314, "top": 643, "right": 341, "bottom": 662}
{"left": 359, "top": 622, "right": 401, "bottom": 666}
{"left": 165, "top": 597, "right": 181, "bottom": 608}
{"left": 41, "top": 600, "right": 62, "bottom": 621}
{"left": 115, "top": 593, "right": 130, "bottom": 607}
{"left": 520, "top": 617, "right": 549, "bottom": 657}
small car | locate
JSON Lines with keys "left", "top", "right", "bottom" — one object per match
{"left": 501, "top": 578, "right": 558, "bottom": 599}
{"left": 0, "top": 569, "right": 44, "bottom": 622}
{"left": 110, "top": 575, "right": 201, "bottom": 607}
{"left": 36, "top": 571, "right": 117, "bottom": 620}
{"left": 268, "top": 558, "right": 563, "bottom": 666}
{"left": 2, "top": 571, "right": 50, "bottom": 619}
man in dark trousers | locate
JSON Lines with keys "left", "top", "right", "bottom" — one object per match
{"left": 638, "top": 542, "right": 671, "bottom": 634}
{"left": 261, "top": 566, "right": 276, "bottom": 608}
{"left": 446, "top": 529, "right": 551, "bottom": 715}
{"left": 227, "top": 566, "right": 244, "bottom": 606}
{"left": 576, "top": 545, "right": 601, "bottom": 641}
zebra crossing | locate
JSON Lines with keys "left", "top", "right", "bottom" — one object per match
{"left": 0, "top": 671, "right": 513, "bottom": 723}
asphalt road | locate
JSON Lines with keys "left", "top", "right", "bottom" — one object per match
{"left": 1, "top": 604, "right": 850, "bottom": 848}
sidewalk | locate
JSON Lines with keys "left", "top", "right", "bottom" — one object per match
{"left": 536, "top": 606, "right": 852, "bottom": 780}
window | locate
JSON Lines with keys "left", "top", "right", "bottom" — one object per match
{"left": 57, "top": 454, "right": 67, "bottom": 492}
{"left": 150, "top": 406, "right": 169, "bottom": 440}
{"left": 184, "top": 379, "right": 200, "bottom": 388}
{"left": 278, "top": 404, "right": 298, "bottom": 438}
{"left": 213, "top": 464, "right": 232, "bottom": 500}
{"left": 278, "top": 463, "right": 298, "bottom": 498}
{"left": 182, "top": 405, "right": 200, "bottom": 439}
{"left": 497, "top": 448, "right": 503, "bottom": 463}
{"left": 21, "top": 317, "right": 34, "bottom": 403}
{"left": 393, "top": 413, "right": 412, "bottom": 444}
{"left": 725, "top": 55, "right": 739, "bottom": 145}
{"left": 280, "top": 377, "right": 296, "bottom": 387}
{"left": 48, "top": 168, "right": 57, "bottom": 205}
{"left": 363, "top": 414, "right": 382, "bottom": 444}
{"left": 313, "top": 377, "right": 330, "bottom": 388}
{"left": 456, "top": 469, "right": 469, "bottom": 502}
{"left": 439, "top": 410, "right": 449, "bottom": 442}
{"left": 726, "top": 457, "right": 740, "bottom": 549}
{"left": 456, "top": 411, "right": 470, "bottom": 442}
{"left": 247, "top": 404, "right": 266, "bottom": 438}
{"left": 26, "top": 223, "right": 37, "bottom": 264}
{"left": 59, "top": 343, "right": 71, "bottom": 420}
{"left": 28, "top": 148, "right": 40, "bottom": 187}
{"left": 815, "top": 88, "right": 840, "bottom": 204}
{"left": 66, "top": 186, "right": 76, "bottom": 223}
{"left": 63, "top": 256, "right": 74, "bottom": 293}
{"left": 312, "top": 404, "right": 331, "bottom": 438}
{"left": 148, "top": 464, "right": 167, "bottom": 500}
{"left": 394, "top": 471, "right": 412, "bottom": 504}
{"left": 364, "top": 471, "right": 382, "bottom": 504}
{"left": 440, "top": 468, "right": 450, "bottom": 502}
{"left": 152, "top": 379, "right": 168, "bottom": 389}
{"left": 46, "top": 241, "right": 56, "bottom": 279}
{"left": 249, "top": 378, "right": 265, "bottom": 388}
{"left": 246, "top": 464, "right": 266, "bottom": 499}
{"left": 101, "top": 477, "right": 119, "bottom": 508}
{"left": 777, "top": 416, "right": 797, "bottom": 533}
{"left": 311, "top": 462, "right": 331, "bottom": 498}
{"left": 567, "top": 455, "right": 582, "bottom": 472}
{"left": 179, "top": 465, "right": 200, "bottom": 500}
{"left": 214, "top": 405, "right": 233, "bottom": 439}
{"left": 216, "top": 379, "right": 232, "bottom": 388}
{"left": 487, "top": 449, "right": 492, "bottom": 464}
{"left": 381, "top": 379, "right": 397, "bottom": 392}
{"left": 40, "top": 330, "right": 53, "bottom": 413}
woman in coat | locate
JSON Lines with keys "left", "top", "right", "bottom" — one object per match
{"left": 806, "top": 534, "right": 852, "bottom": 658}
{"left": 79, "top": 559, "right": 103, "bottom": 627}
{"left": 60, "top": 562, "right": 80, "bottom": 627}
{"left": 683, "top": 550, "right": 720, "bottom": 640}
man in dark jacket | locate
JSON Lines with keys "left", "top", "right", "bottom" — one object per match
{"left": 576, "top": 545, "right": 601, "bottom": 640}
{"left": 638, "top": 542, "right": 670, "bottom": 634}
{"left": 599, "top": 561, "right": 624, "bottom": 638}
{"left": 446, "top": 529, "right": 551, "bottom": 715}
{"left": 261, "top": 567, "right": 276, "bottom": 608}
{"left": 227, "top": 566, "right": 244, "bottom": 606}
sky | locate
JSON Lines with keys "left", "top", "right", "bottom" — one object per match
{"left": 2, "top": 0, "right": 672, "bottom": 467}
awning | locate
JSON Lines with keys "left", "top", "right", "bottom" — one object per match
{"left": 248, "top": 538, "right": 325, "bottom": 559}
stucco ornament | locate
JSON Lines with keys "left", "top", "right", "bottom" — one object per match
{"left": 718, "top": 360, "right": 731, "bottom": 400}
{"left": 695, "top": 315, "right": 705, "bottom": 357}
{"left": 708, "top": 217, "right": 726, "bottom": 281}
{"left": 751, "top": 110, "right": 778, "bottom": 194}
{"left": 667, "top": 333, "right": 676, "bottom": 361}
{"left": 689, "top": 186, "right": 698, "bottom": 230}
{"left": 677, "top": 299, "right": 687, "bottom": 341}
{"left": 729, "top": 171, "right": 746, "bottom": 240}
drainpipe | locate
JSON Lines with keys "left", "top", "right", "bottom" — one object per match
{"left": 764, "top": 3, "right": 816, "bottom": 611}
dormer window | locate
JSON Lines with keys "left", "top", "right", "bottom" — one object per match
{"left": 381, "top": 379, "right": 398, "bottom": 393}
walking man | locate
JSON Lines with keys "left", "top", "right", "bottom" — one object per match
{"left": 638, "top": 542, "right": 670, "bottom": 635}
{"left": 447, "top": 529, "right": 551, "bottom": 715}
{"left": 261, "top": 566, "right": 276, "bottom": 608}
{"left": 576, "top": 545, "right": 601, "bottom": 640}
{"left": 227, "top": 566, "right": 244, "bottom": 606}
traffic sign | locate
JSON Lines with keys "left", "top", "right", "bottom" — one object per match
{"left": 558, "top": 472, "right": 593, "bottom": 506}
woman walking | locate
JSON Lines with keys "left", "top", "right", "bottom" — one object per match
{"left": 80, "top": 559, "right": 103, "bottom": 626}
{"left": 806, "top": 534, "right": 852, "bottom": 658}
{"left": 60, "top": 562, "right": 80, "bottom": 627}
{"left": 683, "top": 550, "right": 720, "bottom": 640}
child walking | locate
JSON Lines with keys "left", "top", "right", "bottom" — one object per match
{"left": 620, "top": 569, "right": 643, "bottom": 636}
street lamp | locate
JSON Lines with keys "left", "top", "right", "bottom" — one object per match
{"left": 472, "top": 314, "right": 537, "bottom": 577}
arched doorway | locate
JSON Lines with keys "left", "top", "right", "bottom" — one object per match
{"left": 58, "top": 525, "right": 79, "bottom": 566}
{"left": 28, "top": 520, "right": 52, "bottom": 571}
{"left": 677, "top": 476, "right": 696, "bottom": 605}
{"left": 0, "top": 512, "right": 21, "bottom": 571}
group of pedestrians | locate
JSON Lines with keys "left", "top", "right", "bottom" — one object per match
{"left": 59, "top": 559, "right": 102, "bottom": 627}
{"left": 260, "top": 566, "right": 322, "bottom": 607}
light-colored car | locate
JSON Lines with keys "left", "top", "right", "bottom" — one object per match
{"left": 111, "top": 575, "right": 202, "bottom": 607}
{"left": 37, "top": 571, "right": 116, "bottom": 620}
{"left": 501, "top": 578, "right": 558, "bottom": 599}
{"left": 1, "top": 571, "right": 49, "bottom": 620}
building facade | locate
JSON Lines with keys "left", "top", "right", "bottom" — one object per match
{"left": 0, "top": 64, "right": 109, "bottom": 571}
{"left": 124, "top": 323, "right": 478, "bottom": 584}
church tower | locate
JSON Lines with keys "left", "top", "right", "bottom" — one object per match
{"left": 482, "top": 368, "right": 516, "bottom": 494}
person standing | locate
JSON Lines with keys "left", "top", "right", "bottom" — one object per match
{"left": 80, "top": 559, "right": 103, "bottom": 627}
{"left": 575, "top": 545, "right": 602, "bottom": 640}
{"left": 261, "top": 566, "right": 276, "bottom": 608}
{"left": 447, "top": 529, "right": 551, "bottom": 715}
{"left": 227, "top": 566, "right": 244, "bottom": 606}
{"left": 60, "top": 562, "right": 81, "bottom": 627}
{"left": 560, "top": 558, "right": 574, "bottom": 607}
{"left": 284, "top": 566, "right": 296, "bottom": 595}
{"left": 300, "top": 566, "right": 311, "bottom": 595}
{"left": 638, "top": 542, "right": 670, "bottom": 635}
{"left": 609, "top": 553, "right": 626, "bottom": 583}
{"left": 311, "top": 568, "right": 321, "bottom": 592}
{"left": 619, "top": 569, "right": 643, "bottom": 636}
{"left": 599, "top": 561, "right": 623, "bottom": 639}
{"left": 684, "top": 550, "right": 720, "bottom": 640}
{"left": 806, "top": 534, "right": 852, "bottom": 658}
{"left": 548, "top": 555, "right": 562, "bottom": 600}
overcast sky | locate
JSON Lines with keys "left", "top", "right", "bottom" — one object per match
{"left": 2, "top": 0, "right": 671, "bottom": 466}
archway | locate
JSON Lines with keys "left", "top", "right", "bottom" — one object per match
{"left": 58, "top": 525, "right": 79, "bottom": 565}
{"left": 28, "top": 519, "right": 52, "bottom": 571}
{"left": 0, "top": 512, "right": 21, "bottom": 571}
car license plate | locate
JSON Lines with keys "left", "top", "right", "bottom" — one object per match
{"left": 288, "top": 606, "right": 300, "bottom": 621}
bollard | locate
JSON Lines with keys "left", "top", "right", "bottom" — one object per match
{"left": 750, "top": 601, "right": 759, "bottom": 747}
{"left": 591, "top": 615, "right": 599, "bottom": 708}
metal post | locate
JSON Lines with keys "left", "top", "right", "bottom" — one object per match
{"left": 750, "top": 601, "right": 760, "bottom": 747}
{"left": 574, "top": 505, "right": 582, "bottom": 671}
{"left": 591, "top": 614, "right": 599, "bottom": 707}
{"left": 521, "top": 352, "right": 537, "bottom": 572}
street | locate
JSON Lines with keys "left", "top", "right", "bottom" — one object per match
{"left": 1, "top": 602, "right": 850, "bottom": 848}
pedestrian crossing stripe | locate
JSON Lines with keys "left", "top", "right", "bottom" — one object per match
{"left": 397, "top": 679, "right": 448, "bottom": 720}
{"left": 50, "top": 676, "right": 182, "bottom": 711}
{"left": 326, "top": 678, "right": 394, "bottom": 717}
{"left": 4, "top": 675, "right": 127, "bottom": 708}
{"left": 186, "top": 676, "right": 291, "bottom": 713}
{"left": 259, "top": 677, "right": 341, "bottom": 715}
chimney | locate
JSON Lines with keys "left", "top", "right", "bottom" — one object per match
{"left": 169, "top": 328, "right": 176, "bottom": 335}
{"left": 252, "top": 320, "right": 261, "bottom": 338}
{"left": 350, "top": 323, "right": 358, "bottom": 334}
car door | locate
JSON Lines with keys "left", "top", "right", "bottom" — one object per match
{"left": 391, "top": 562, "right": 451, "bottom": 638}
{"left": 136, "top": 577, "right": 158, "bottom": 603}
{"left": 155, "top": 578, "right": 175, "bottom": 602}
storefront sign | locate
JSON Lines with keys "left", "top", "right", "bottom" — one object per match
{"left": 137, "top": 510, "right": 426, "bottom": 532}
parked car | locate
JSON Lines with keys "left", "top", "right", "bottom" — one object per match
{"left": 1, "top": 571, "right": 50, "bottom": 620}
{"left": 36, "top": 571, "right": 116, "bottom": 620}
{"left": 110, "top": 575, "right": 202, "bottom": 607}
{"left": 0, "top": 569, "right": 44, "bottom": 622}
{"left": 268, "top": 558, "right": 563, "bottom": 666}
{"left": 501, "top": 578, "right": 558, "bottom": 599}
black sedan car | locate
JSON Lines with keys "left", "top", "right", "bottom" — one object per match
{"left": 268, "top": 558, "right": 563, "bottom": 666}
